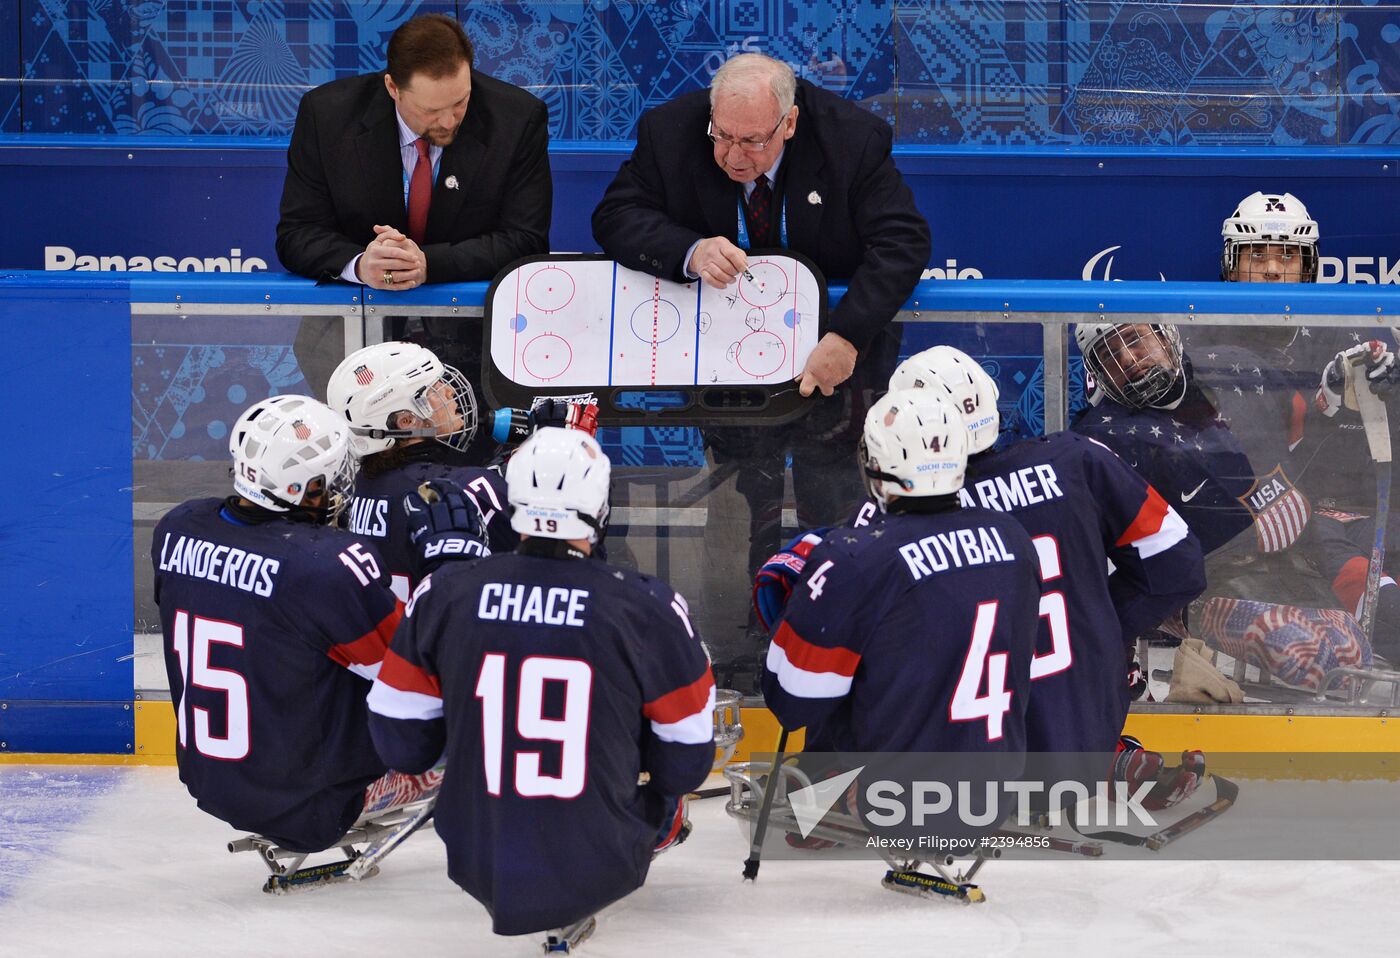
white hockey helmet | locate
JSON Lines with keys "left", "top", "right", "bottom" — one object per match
{"left": 888, "top": 346, "right": 1001, "bottom": 455}
{"left": 228, "top": 394, "right": 359, "bottom": 523}
{"left": 506, "top": 427, "right": 612, "bottom": 543}
{"left": 1220, "top": 192, "right": 1319, "bottom": 283}
{"left": 860, "top": 388, "right": 969, "bottom": 504}
{"left": 327, "top": 341, "right": 478, "bottom": 457}
{"left": 1075, "top": 322, "right": 1185, "bottom": 409}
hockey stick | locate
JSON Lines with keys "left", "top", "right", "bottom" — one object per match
{"left": 741, "top": 726, "right": 789, "bottom": 881}
{"left": 1143, "top": 775, "right": 1239, "bottom": 850}
{"left": 1351, "top": 366, "right": 1392, "bottom": 641}
{"left": 1064, "top": 774, "right": 1239, "bottom": 850}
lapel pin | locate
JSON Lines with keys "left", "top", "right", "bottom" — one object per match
{"left": 445, "top": 175, "right": 460, "bottom": 191}
{"left": 808, "top": 190, "right": 822, "bottom": 205}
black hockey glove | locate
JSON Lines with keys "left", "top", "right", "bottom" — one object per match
{"left": 403, "top": 479, "right": 490, "bottom": 579}
{"left": 528, "top": 398, "right": 600, "bottom": 437}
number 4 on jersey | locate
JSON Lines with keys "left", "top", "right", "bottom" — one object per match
{"left": 949, "top": 600, "right": 1013, "bottom": 741}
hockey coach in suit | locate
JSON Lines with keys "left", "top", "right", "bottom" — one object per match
{"left": 591, "top": 53, "right": 930, "bottom": 683}
{"left": 277, "top": 13, "right": 550, "bottom": 399}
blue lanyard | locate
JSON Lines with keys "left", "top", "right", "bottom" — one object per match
{"left": 735, "top": 191, "right": 788, "bottom": 250}
{"left": 402, "top": 152, "right": 442, "bottom": 206}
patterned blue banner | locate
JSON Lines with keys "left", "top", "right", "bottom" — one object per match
{"left": 5, "top": 1, "right": 1399, "bottom": 144}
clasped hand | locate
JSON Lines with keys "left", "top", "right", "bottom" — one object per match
{"left": 358, "top": 225, "right": 427, "bottom": 290}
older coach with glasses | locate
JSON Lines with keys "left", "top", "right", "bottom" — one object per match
{"left": 592, "top": 53, "right": 930, "bottom": 691}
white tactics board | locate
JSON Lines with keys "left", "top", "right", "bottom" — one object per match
{"left": 488, "top": 254, "right": 823, "bottom": 388}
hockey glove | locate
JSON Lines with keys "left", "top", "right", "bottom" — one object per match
{"left": 403, "top": 479, "right": 490, "bottom": 579}
{"left": 1112, "top": 735, "right": 1207, "bottom": 812}
{"left": 529, "top": 398, "right": 600, "bottom": 437}
{"left": 752, "top": 529, "right": 829, "bottom": 632}
{"left": 1317, "top": 340, "right": 1399, "bottom": 417}
{"left": 1127, "top": 657, "right": 1148, "bottom": 702}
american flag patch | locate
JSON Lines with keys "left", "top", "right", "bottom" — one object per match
{"left": 354, "top": 364, "right": 374, "bottom": 385}
{"left": 1197, "top": 597, "right": 1371, "bottom": 690}
{"left": 293, "top": 420, "right": 311, "bottom": 440}
{"left": 1237, "top": 465, "right": 1310, "bottom": 553}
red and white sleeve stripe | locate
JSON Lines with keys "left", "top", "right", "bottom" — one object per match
{"left": 765, "top": 621, "right": 862, "bottom": 699}
{"left": 1116, "top": 486, "right": 1191, "bottom": 559}
{"left": 328, "top": 604, "right": 403, "bottom": 681}
{"left": 643, "top": 669, "right": 716, "bottom": 745}
{"left": 367, "top": 647, "right": 443, "bottom": 721}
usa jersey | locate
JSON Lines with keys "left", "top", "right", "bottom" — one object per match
{"left": 1075, "top": 348, "right": 1313, "bottom": 557}
{"left": 152, "top": 498, "right": 402, "bottom": 853}
{"left": 966, "top": 433, "right": 1201, "bottom": 752}
{"left": 346, "top": 445, "right": 515, "bottom": 600}
{"left": 367, "top": 545, "right": 714, "bottom": 936}
{"left": 765, "top": 506, "right": 1041, "bottom": 754}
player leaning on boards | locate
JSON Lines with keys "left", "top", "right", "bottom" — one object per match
{"left": 328, "top": 341, "right": 513, "bottom": 601}
{"left": 366, "top": 428, "right": 715, "bottom": 952}
{"left": 151, "top": 396, "right": 440, "bottom": 892}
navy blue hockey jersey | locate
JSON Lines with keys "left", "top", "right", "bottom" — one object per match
{"left": 347, "top": 448, "right": 515, "bottom": 600}
{"left": 966, "top": 433, "right": 1201, "bottom": 752}
{"left": 367, "top": 546, "right": 715, "bottom": 936}
{"left": 151, "top": 499, "right": 403, "bottom": 852}
{"left": 764, "top": 506, "right": 1042, "bottom": 754}
{"left": 847, "top": 433, "right": 1203, "bottom": 752}
{"left": 1075, "top": 348, "right": 1313, "bottom": 557}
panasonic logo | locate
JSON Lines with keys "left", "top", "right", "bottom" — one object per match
{"left": 44, "top": 246, "right": 268, "bottom": 272}
{"left": 921, "top": 258, "right": 984, "bottom": 280}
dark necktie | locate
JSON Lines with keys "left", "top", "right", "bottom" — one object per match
{"left": 407, "top": 138, "right": 432, "bottom": 244}
{"left": 747, "top": 174, "right": 771, "bottom": 245}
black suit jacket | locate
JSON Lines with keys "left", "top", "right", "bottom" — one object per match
{"left": 591, "top": 80, "right": 930, "bottom": 352}
{"left": 276, "top": 71, "right": 551, "bottom": 283}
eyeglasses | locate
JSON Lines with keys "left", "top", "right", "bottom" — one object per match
{"left": 707, "top": 114, "right": 786, "bottom": 152}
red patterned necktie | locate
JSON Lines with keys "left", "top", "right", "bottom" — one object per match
{"left": 407, "top": 137, "right": 431, "bottom": 244}
{"left": 747, "top": 174, "right": 771, "bottom": 245}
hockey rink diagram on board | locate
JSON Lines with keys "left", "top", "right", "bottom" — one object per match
{"left": 488, "top": 255, "right": 822, "bottom": 388}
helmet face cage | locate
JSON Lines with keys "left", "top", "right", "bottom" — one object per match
{"left": 1220, "top": 192, "right": 1319, "bottom": 283}
{"left": 328, "top": 343, "right": 479, "bottom": 456}
{"left": 411, "top": 363, "right": 478, "bottom": 452}
{"left": 888, "top": 346, "right": 1001, "bottom": 455}
{"left": 229, "top": 395, "right": 359, "bottom": 523}
{"left": 1084, "top": 324, "right": 1184, "bottom": 409}
{"left": 1222, "top": 241, "right": 1319, "bottom": 284}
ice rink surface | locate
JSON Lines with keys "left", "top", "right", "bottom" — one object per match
{"left": 1, "top": 764, "right": 1395, "bottom": 958}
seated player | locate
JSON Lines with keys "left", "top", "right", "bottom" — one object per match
{"left": 764, "top": 386, "right": 1043, "bottom": 750}
{"left": 328, "top": 341, "right": 511, "bottom": 598}
{"left": 760, "top": 348, "right": 1208, "bottom": 808}
{"left": 366, "top": 428, "right": 714, "bottom": 950}
{"left": 151, "top": 395, "right": 438, "bottom": 890}
{"left": 755, "top": 389, "right": 1040, "bottom": 895}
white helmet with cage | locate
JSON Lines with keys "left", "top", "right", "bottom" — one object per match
{"left": 506, "top": 427, "right": 612, "bottom": 543}
{"left": 326, "top": 341, "right": 478, "bottom": 457}
{"left": 1220, "top": 192, "right": 1320, "bottom": 282}
{"left": 860, "top": 388, "right": 969, "bottom": 505}
{"left": 888, "top": 346, "right": 1001, "bottom": 455}
{"left": 1075, "top": 322, "right": 1186, "bottom": 409}
{"left": 228, "top": 394, "right": 359, "bottom": 523}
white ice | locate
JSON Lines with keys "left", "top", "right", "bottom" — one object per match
{"left": 0, "top": 764, "right": 1393, "bottom": 958}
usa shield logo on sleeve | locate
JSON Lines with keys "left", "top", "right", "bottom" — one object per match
{"left": 1237, "top": 465, "right": 1310, "bottom": 553}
